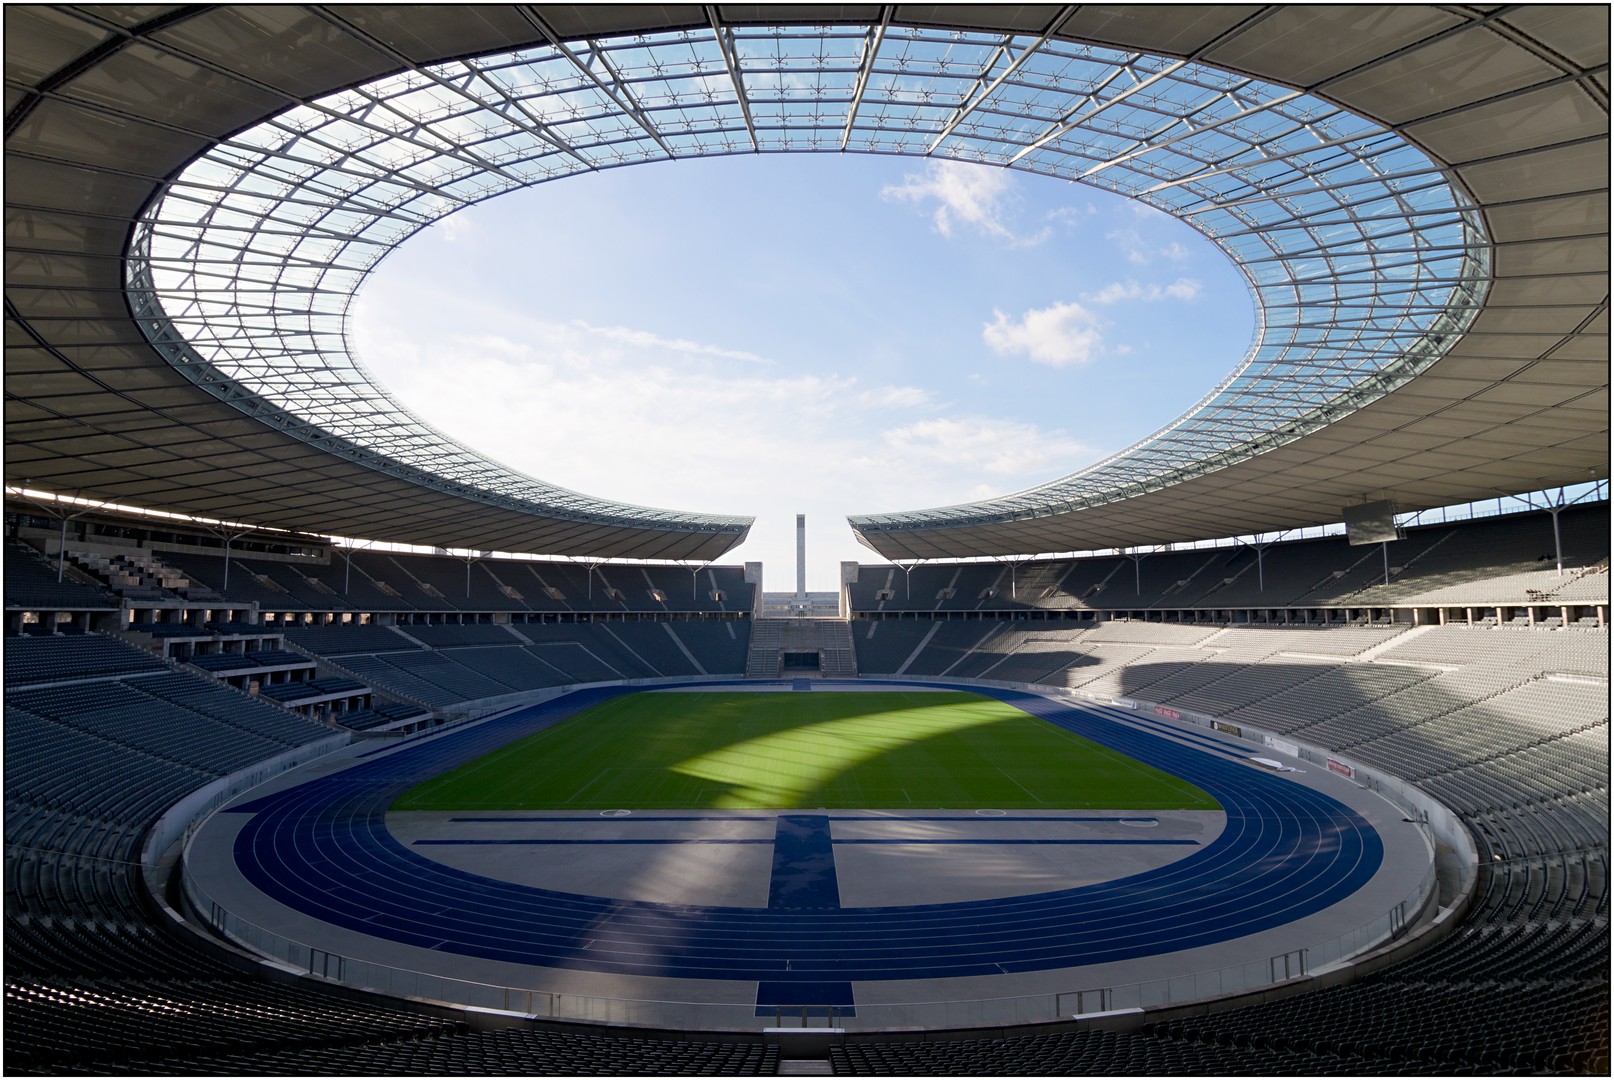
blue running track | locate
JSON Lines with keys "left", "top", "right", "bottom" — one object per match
{"left": 225, "top": 682, "right": 1382, "bottom": 984}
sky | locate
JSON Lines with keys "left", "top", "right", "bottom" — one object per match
{"left": 349, "top": 154, "right": 1254, "bottom": 591}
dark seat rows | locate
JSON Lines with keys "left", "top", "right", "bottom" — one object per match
{"left": 6, "top": 623, "right": 1607, "bottom": 1075}
{"left": 3, "top": 634, "right": 775, "bottom": 1075}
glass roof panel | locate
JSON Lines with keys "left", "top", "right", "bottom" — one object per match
{"left": 127, "top": 20, "right": 1484, "bottom": 537}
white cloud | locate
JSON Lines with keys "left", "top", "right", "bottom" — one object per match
{"left": 572, "top": 320, "right": 773, "bottom": 365}
{"left": 364, "top": 322, "right": 836, "bottom": 497}
{"left": 981, "top": 301, "right": 1106, "bottom": 367}
{"left": 852, "top": 384, "right": 935, "bottom": 409}
{"left": 354, "top": 301, "right": 958, "bottom": 507}
{"left": 1084, "top": 278, "right": 1202, "bottom": 305}
{"left": 882, "top": 159, "right": 1047, "bottom": 245}
{"left": 1045, "top": 205, "right": 1095, "bottom": 227}
{"left": 1128, "top": 202, "right": 1176, "bottom": 223}
{"left": 881, "top": 417, "right": 1095, "bottom": 477}
{"left": 1106, "top": 225, "right": 1151, "bottom": 265}
{"left": 1107, "top": 204, "right": 1195, "bottom": 265}
{"left": 694, "top": 73, "right": 734, "bottom": 102}
{"left": 350, "top": 285, "right": 1110, "bottom": 587}
{"left": 433, "top": 209, "right": 475, "bottom": 242}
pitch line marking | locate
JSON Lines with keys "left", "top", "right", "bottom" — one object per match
{"left": 998, "top": 767, "right": 1045, "bottom": 805}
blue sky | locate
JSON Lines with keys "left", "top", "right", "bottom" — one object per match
{"left": 350, "top": 154, "right": 1253, "bottom": 589}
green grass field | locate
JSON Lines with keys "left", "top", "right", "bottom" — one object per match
{"left": 394, "top": 690, "right": 1217, "bottom": 812}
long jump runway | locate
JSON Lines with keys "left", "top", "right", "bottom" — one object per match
{"left": 188, "top": 682, "right": 1432, "bottom": 1028}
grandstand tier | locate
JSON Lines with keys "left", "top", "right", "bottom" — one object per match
{"left": 6, "top": 613, "right": 1606, "bottom": 1073}
{"left": 846, "top": 504, "right": 1609, "bottom": 619}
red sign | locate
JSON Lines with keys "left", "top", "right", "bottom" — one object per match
{"left": 1154, "top": 706, "right": 1181, "bottom": 721}
{"left": 1327, "top": 758, "right": 1355, "bottom": 779}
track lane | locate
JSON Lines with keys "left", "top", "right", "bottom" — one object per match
{"left": 225, "top": 683, "right": 1383, "bottom": 982}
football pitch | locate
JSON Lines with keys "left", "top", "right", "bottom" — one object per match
{"left": 394, "top": 690, "right": 1218, "bottom": 812}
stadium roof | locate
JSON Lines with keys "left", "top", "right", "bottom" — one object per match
{"left": 5, "top": 5, "right": 1608, "bottom": 562}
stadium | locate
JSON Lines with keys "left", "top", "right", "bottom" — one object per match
{"left": 4, "top": 3, "right": 1609, "bottom": 1075}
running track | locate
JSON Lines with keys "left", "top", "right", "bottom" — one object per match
{"left": 224, "top": 682, "right": 1383, "bottom": 984}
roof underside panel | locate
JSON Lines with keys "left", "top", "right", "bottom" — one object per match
{"left": 4, "top": 4, "right": 1608, "bottom": 559}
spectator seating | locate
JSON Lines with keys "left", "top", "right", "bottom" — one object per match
{"left": 186, "top": 649, "right": 311, "bottom": 675}
{"left": 159, "top": 551, "right": 345, "bottom": 611}
{"left": 9, "top": 684, "right": 289, "bottom": 774}
{"left": 6, "top": 705, "right": 220, "bottom": 827}
{"left": 366, "top": 652, "right": 514, "bottom": 701}
{"left": 122, "top": 1027, "right": 780, "bottom": 1075}
{"left": 1226, "top": 663, "right": 1437, "bottom": 735}
{"left": 2, "top": 632, "right": 782, "bottom": 1075}
{"left": 903, "top": 621, "right": 1013, "bottom": 676}
{"left": 974, "top": 637, "right": 1093, "bottom": 684}
{"left": 283, "top": 619, "right": 751, "bottom": 708}
{"left": 14, "top": 617, "right": 761, "bottom": 748}
{"left": 137, "top": 622, "right": 226, "bottom": 638}
{"left": 281, "top": 623, "right": 414, "bottom": 655}
{"left": 290, "top": 552, "right": 426, "bottom": 612}
{"left": 204, "top": 621, "right": 274, "bottom": 636}
{"left": 4, "top": 540, "right": 117, "bottom": 612}
{"left": 4, "top": 616, "right": 1605, "bottom": 1074}
{"left": 602, "top": 621, "right": 705, "bottom": 676}
{"left": 393, "top": 623, "right": 518, "bottom": 648}
{"left": 334, "top": 654, "right": 463, "bottom": 708}
{"left": 667, "top": 620, "right": 753, "bottom": 675}
{"left": 833, "top": 1027, "right": 1324, "bottom": 1075}
{"left": 5, "top": 647, "right": 337, "bottom": 923}
{"left": 439, "top": 646, "right": 572, "bottom": 691}
{"left": 850, "top": 503, "right": 1609, "bottom": 614}
{"left": 831, "top": 620, "right": 1610, "bottom": 1075}
{"left": 156, "top": 547, "right": 755, "bottom": 617}
{"left": 258, "top": 677, "right": 368, "bottom": 706}
{"left": 133, "top": 673, "right": 330, "bottom": 747}
{"left": 1138, "top": 878, "right": 1608, "bottom": 1074}
{"left": 4, "top": 634, "right": 168, "bottom": 686}
{"left": 534, "top": 623, "right": 657, "bottom": 678}
{"left": 338, "top": 701, "right": 431, "bottom": 732}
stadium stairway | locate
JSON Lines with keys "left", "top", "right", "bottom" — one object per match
{"left": 746, "top": 619, "right": 858, "bottom": 677}
{"left": 746, "top": 619, "right": 786, "bottom": 677}
{"left": 817, "top": 621, "right": 858, "bottom": 678}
